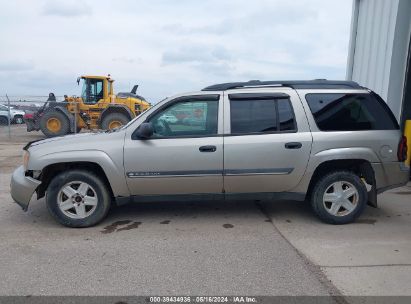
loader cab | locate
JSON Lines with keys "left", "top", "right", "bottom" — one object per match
{"left": 80, "top": 76, "right": 108, "bottom": 105}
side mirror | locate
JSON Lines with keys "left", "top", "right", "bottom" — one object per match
{"left": 135, "top": 122, "right": 154, "bottom": 139}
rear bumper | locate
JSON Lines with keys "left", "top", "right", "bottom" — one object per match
{"left": 10, "top": 166, "right": 41, "bottom": 211}
{"left": 372, "top": 162, "right": 409, "bottom": 194}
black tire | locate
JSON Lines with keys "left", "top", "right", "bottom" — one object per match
{"left": 311, "top": 171, "right": 367, "bottom": 224}
{"left": 101, "top": 112, "right": 129, "bottom": 130}
{"left": 40, "top": 110, "right": 70, "bottom": 137}
{"left": 14, "top": 115, "right": 24, "bottom": 124}
{"left": 46, "top": 170, "right": 111, "bottom": 228}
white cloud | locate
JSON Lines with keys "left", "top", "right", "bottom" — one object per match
{"left": 0, "top": 0, "right": 352, "bottom": 102}
{"left": 162, "top": 45, "right": 231, "bottom": 65}
{"left": 0, "top": 61, "right": 34, "bottom": 71}
{"left": 42, "top": 0, "right": 92, "bottom": 17}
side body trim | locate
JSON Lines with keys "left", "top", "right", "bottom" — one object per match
{"left": 126, "top": 168, "right": 294, "bottom": 178}
{"left": 224, "top": 168, "right": 293, "bottom": 175}
{"left": 126, "top": 170, "right": 221, "bottom": 178}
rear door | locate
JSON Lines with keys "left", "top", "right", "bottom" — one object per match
{"left": 223, "top": 89, "right": 312, "bottom": 193}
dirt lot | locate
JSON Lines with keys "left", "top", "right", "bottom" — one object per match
{"left": 0, "top": 125, "right": 410, "bottom": 299}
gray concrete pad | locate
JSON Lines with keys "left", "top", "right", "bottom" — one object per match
{"left": 264, "top": 184, "right": 411, "bottom": 296}
{"left": 322, "top": 266, "right": 411, "bottom": 296}
{"left": 0, "top": 138, "right": 334, "bottom": 296}
{"left": 0, "top": 198, "right": 333, "bottom": 296}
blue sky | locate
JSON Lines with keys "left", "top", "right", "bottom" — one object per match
{"left": 0, "top": 0, "right": 353, "bottom": 103}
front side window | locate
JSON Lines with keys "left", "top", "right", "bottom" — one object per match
{"left": 148, "top": 97, "right": 219, "bottom": 138}
{"left": 306, "top": 93, "right": 399, "bottom": 131}
{"left": 230, "top": 98, "right": 296, "bottom": 134}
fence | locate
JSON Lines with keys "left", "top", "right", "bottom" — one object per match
{"left": 0, "top": 96, "right": 88, "bottom": 143}
{"left": 0, "top": 94, "right": 150, "bottom": 143}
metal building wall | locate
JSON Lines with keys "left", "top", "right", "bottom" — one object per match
{"left": 347, "top": 0, "right": 411, "bottom": 120}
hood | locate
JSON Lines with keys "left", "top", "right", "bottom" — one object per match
{"left": 26, "top": 130, "right": 125, "bottom": 153}
{"left": 25, "top": 129, "right": 127, "bottom": 173}
{"left": 28, "top": 132, "right": 95, "bottom": 148}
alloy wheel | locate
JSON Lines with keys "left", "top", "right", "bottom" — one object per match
{"left": 322, "top": 181, "right": 359, "bottom": 217}
{"left": 57, "top": 181, "right": 98, "bottom": 219}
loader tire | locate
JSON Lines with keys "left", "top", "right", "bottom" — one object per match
{"left": 101, "top": 112, "right": 129, "bottom": 130}
{"left": 40, "top": 110, "right": 70, "bottom": 137}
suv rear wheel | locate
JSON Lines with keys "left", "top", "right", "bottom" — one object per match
{"left": 46, "top": 170, "right": 111, "bottom": 227}
{"left": 311, "top": 171, "right": 367, "bottom": 224}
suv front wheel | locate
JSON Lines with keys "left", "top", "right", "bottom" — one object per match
{"left": 46, "top": 170, "right": 111, "bottom": 227}
{"left": 311, "top": 171, "right": 367, "bottom": 224}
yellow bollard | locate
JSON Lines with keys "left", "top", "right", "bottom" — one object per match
{"left": 404, "top": 120, "right": 411, "bottom": 166}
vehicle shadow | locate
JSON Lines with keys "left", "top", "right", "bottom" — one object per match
{"left": 106, "top": 199, "right": 263, "bottom": 220}
{"left": 9, "top": 195, "right": 391, "bottom": 230}
{"left": 102, "top": 199, "right": 317, "bottom": 228}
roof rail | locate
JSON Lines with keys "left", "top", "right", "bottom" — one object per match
{"left": 202, "top": 79, "right": 362, "bottom": 91}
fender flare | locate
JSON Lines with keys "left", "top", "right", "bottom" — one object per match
{"left": 53, "top": 106, "right": 76, "bottom": 132}
{"left": 291, "top": 147, "right": 380, "bottom": 194}
{"left": 34, "top": 150, "right": 130, "bottom": 198}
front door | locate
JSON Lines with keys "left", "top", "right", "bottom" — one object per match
{"left": 124, "top": 94, "right": 224, "bottom": 197}
{"left": 223, "top": 89, "right": 313, "bottom": 194}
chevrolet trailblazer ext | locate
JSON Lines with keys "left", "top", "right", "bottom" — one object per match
{"left": 11, "top": 80, "right": 409, "bottom": 227}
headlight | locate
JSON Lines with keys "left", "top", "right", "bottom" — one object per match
{"left": 23, "top": 150, "right": 30, "bottom": 171}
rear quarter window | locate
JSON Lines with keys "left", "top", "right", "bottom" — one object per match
{"left": 305, "top": 93, "right": 399, "bottom": 131}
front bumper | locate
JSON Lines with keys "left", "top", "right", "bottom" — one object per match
{"left": 372, "top": 162, "right": 410, "bottom": 194}
{"left": 10, "top": 166, "right": 41, "bottom": 211}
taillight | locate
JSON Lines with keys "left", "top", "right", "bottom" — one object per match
{"left": 398, "top": 135, "right": 408, "bottom": 162}
{"left": 23, "top": 113, "right": 33, "bottom": 119}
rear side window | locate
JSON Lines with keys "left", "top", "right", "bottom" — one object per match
{"left": 305, "top": 93, "right": 399, "bottom": 131}
{"left": 278, "top": 99, "right": 295, "bottom": 131}
{"left": 230, "top": 98, "right": 296, "bottom": 134}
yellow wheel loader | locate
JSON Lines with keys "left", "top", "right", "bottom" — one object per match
{"left": 24, "top": 75, "right": 151, "bottom": 137}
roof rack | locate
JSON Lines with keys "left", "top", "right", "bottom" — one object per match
{"left": 201, "top": 79, "right": 362, "bottom": 91}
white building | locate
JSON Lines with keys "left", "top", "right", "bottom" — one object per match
{"left": 346, "top": 0, "right": 411, "bottom": 126}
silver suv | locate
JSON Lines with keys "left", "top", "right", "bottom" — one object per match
{"left": 10, "top": 80, "right": 410, "bottom": 227}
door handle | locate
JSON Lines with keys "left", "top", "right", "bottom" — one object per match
{"left": 285, "top": 142, "right": 302, "bottom": 149}
{"left": 199, "top": 145, "right": 217, "bottom": 152}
